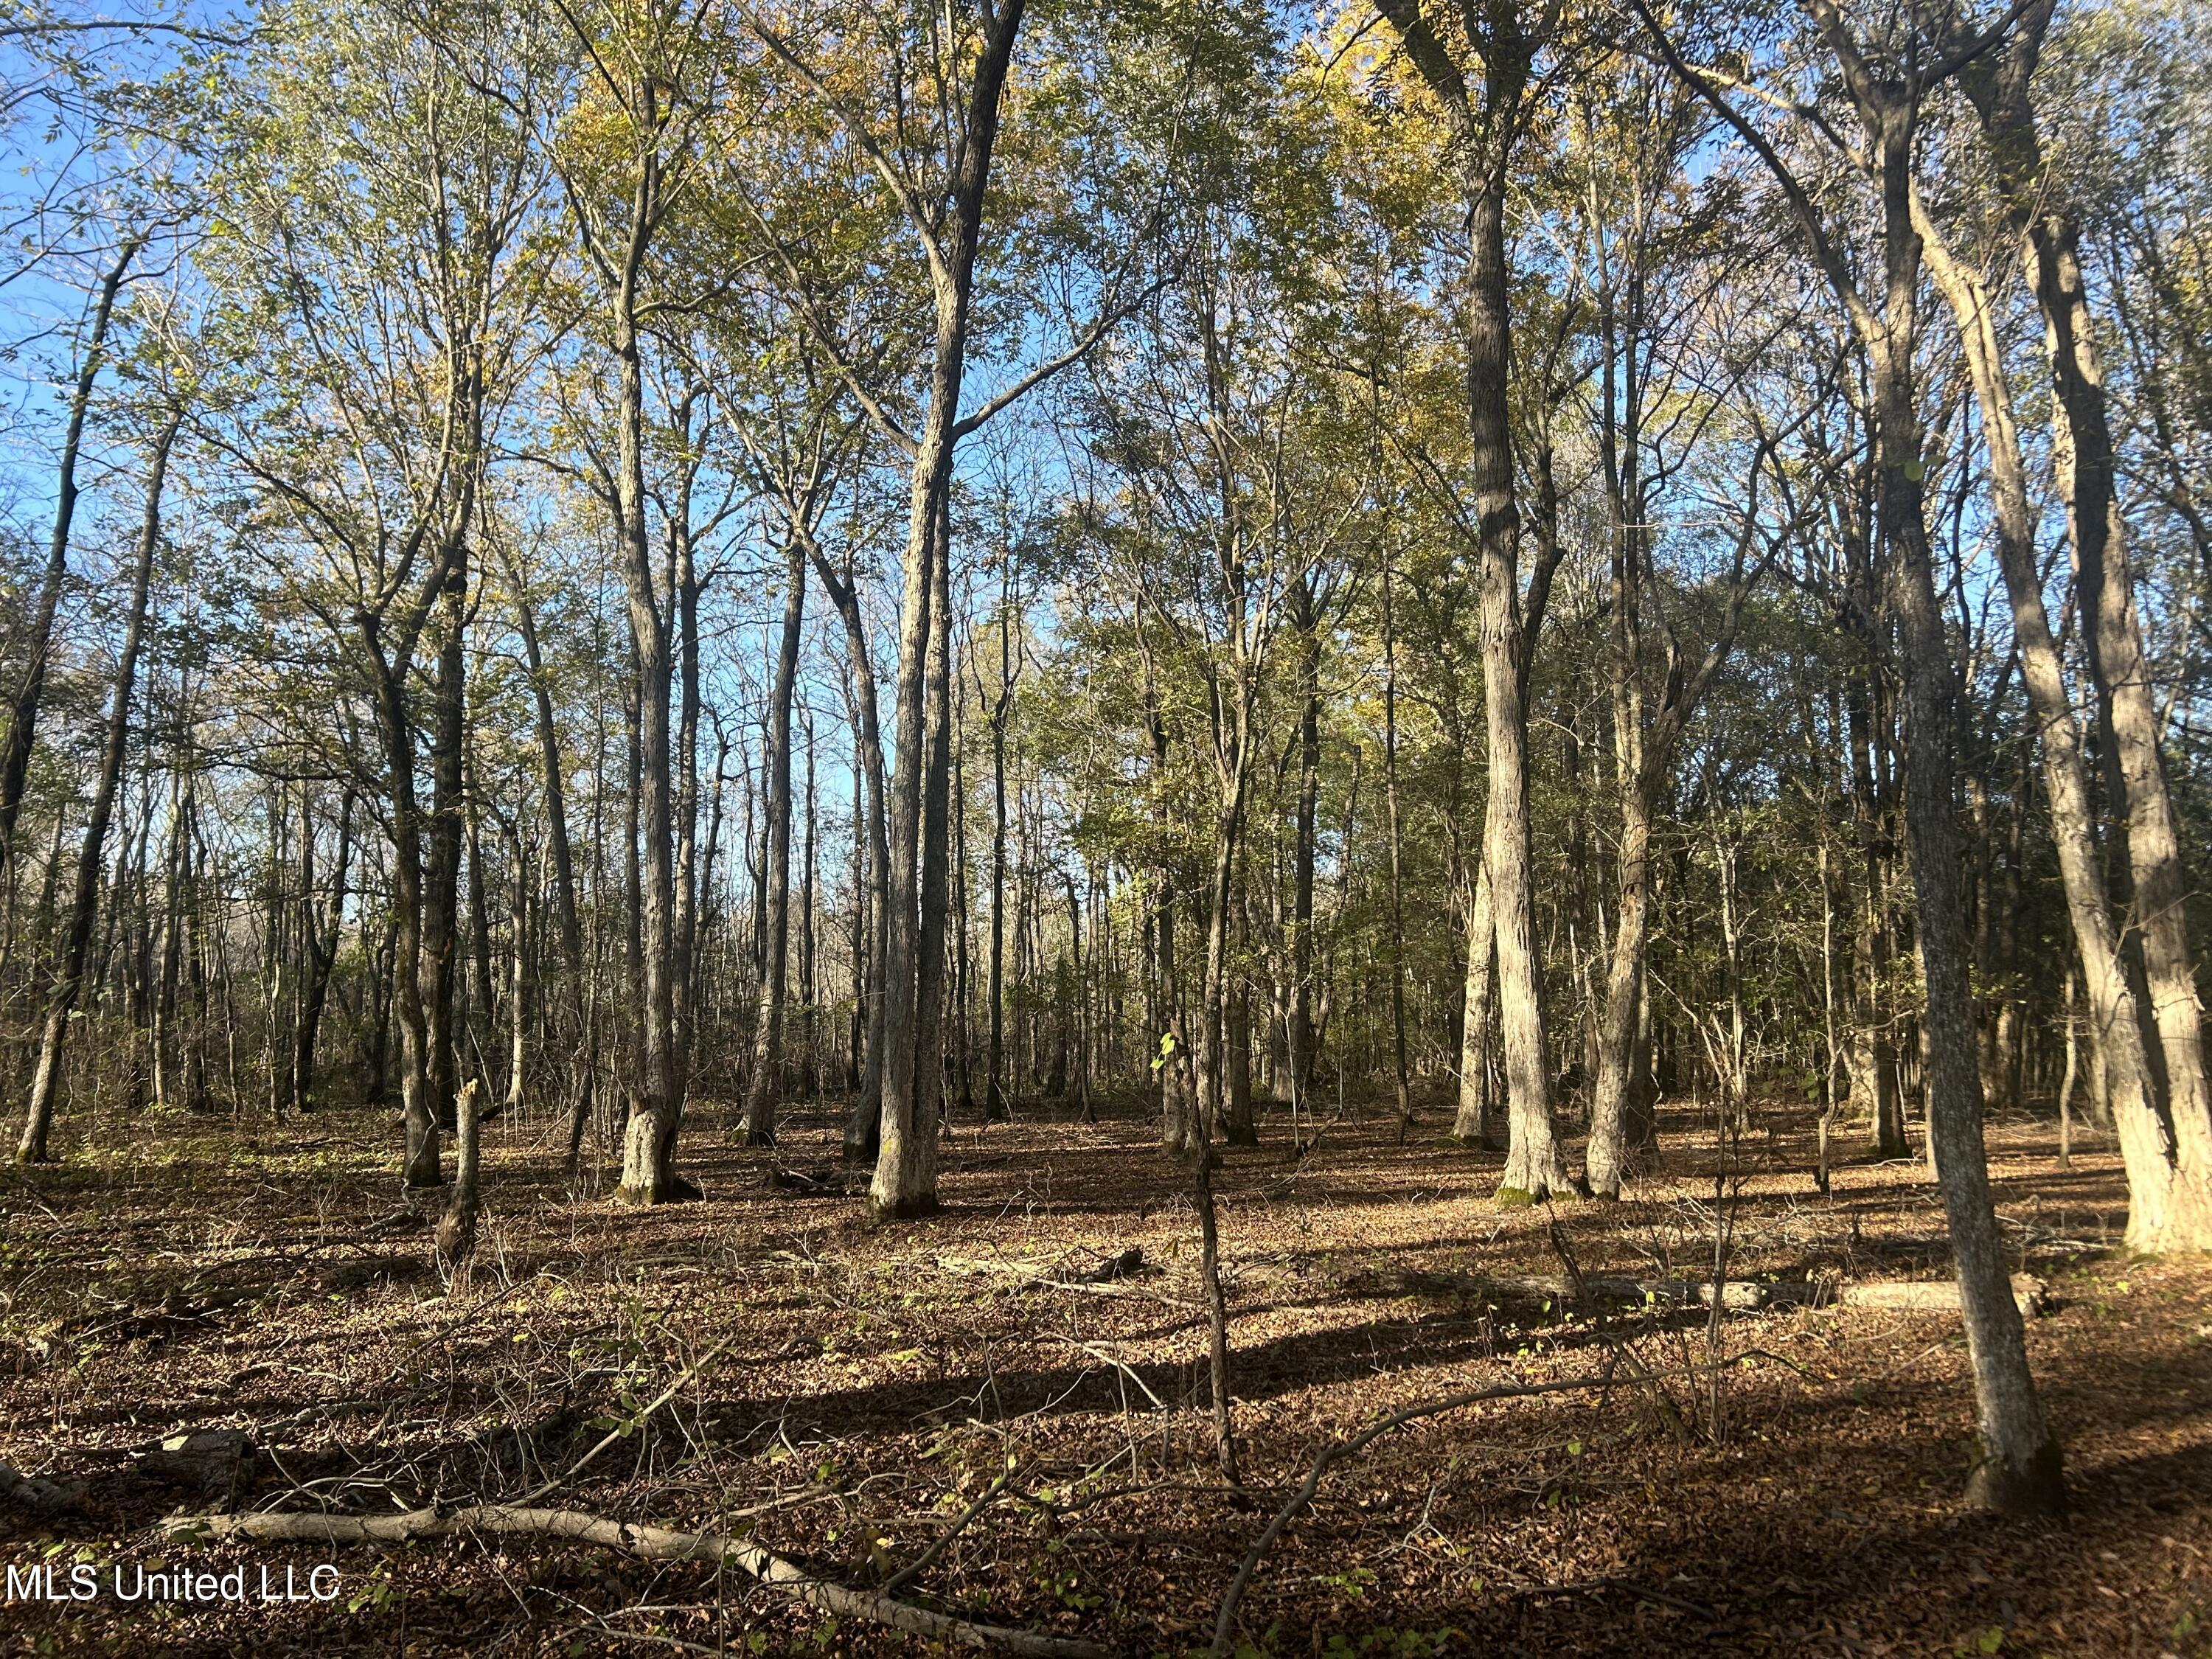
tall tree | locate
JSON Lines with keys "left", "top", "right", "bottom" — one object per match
{"left": 1638, "top": 0, "right": 2065, "bottom": 1512}
{"left": 16, "top": 414, "right": 177, "bottom": 1162}
{"left": 0, "top": 237, "right": 139, "bottom": 881}
{"left": 1371, "top": 0, "right": 1570, "bottom": 1200}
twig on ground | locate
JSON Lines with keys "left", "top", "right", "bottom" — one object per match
{"left": 515, "top": 1335, "right": 734, "bottom": 1505}
{"left": 880, "top": 1460, "right": 1018, "bottom": 1596}
{"left": 1512, "top": 1574, "right": 1717, "bottom": 1619}
{"left": 1211, "top": 1355, "right": 1759, "bottom": 1657}
{"left": 1040, "top": 1332, "right": 1169, "bottom": 1409}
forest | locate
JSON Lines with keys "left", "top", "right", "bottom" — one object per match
{"left": 0, "top": 0, "right": 2208, "bottom": 1653}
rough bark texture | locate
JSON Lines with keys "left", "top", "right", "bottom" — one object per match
{"left": 605, "top": 82, "right": 690, "bottom": 1207}
{"left": 1372, "top": 0, "right": 1562, "bottom": 1201}
{"left": 502, "top": 565, "right": 591, "bottom": 1174}
{"left": 869, "top": 3, "right": 1026, "bottom": 1221}
{"left": 813, "top": 554, "right": 888, "bottom": 1164}
{"left": 1586, "top": 793, "right": 1654, "bottom": 1200}
{"left": 290, "top": 791, "right": 352, "bottom": 1116}
{"left": 1918, "top": 207, "right": 2186, "bottom": 1250}
{"left": 1960, "top": 0, "right": 2212, "bottom": 1249}
{"left": 1453, "top": 860, "right": 1498, "bottom": 1147}
{"left": 434, "top": 1079, "right": 482, "bottom": 1273}
{"left": 1832, "top": 13, "right": 2062, "bottom": 1511}
{"left": 1641, "top": 0, "right": 2065, "bottom": 1510}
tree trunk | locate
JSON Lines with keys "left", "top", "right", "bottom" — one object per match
{"left": 1370, "top": 0, "right": 1562, "bottom": 1200}
{"left": 1290, "top": 575, "right": 1320, "bottom": 1118}
{"left": 1962, "top": 16, "right": 2212, "bottom": 1242}
{"left": 743, "top": 538, "right": 806, "bottom": 1147}
{"left": 869, "top": 2, "right": 1026, "bottom": 1220}
{"left": 815, "top": 562, "right": 889, "bottom": 1163}
{"left": 1222, "top": 877, "right": 1251, "bottom": 1144}
{"left": 987, "top": 574, "right": 1015, "bottom": 1121}
{"left": 422, "top": 563, "right": 467, "bottom": 1136}
{"left": 503, "top": 564, "right": 591, "bottom": 1174}
{"left": 1382, "top": 545, "right": 1413, "bottom": 1135}
{"left": 434, "top": 1080, "right": 482, "bottom": 1274}
{"left": 0, "top": 240, "right": 137, "bottom": 882}
{"left": 1845, "top": 60, "right": 2061, "bottom": 1513}
{"left": 366, "top": 636, "right": 439, "bottom": 1189}
{"left": 1917, "top": 202, "right": 2197, "bottom": 1249}
{"left": 1453, "top": 860, "right": 1498, "bottom": 1146}
{"left": 16, "top": 416, "right": 174, "bottom": 1161}
{"left": 1147, "top": 695, "right": 1194, "bottom": 1155}
{"left": 1588, "top": 787, "right": 1655, "bottom": 1199}
{"left": 604, "top": 94, "right": 690, "bottom": 1206}
{"left": 292, "top": 790, "right": 353, "bottom": 1116}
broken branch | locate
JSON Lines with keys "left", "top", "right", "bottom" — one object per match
{"left": 167, "top": 1504, "right": 1110, "bottom": 1659}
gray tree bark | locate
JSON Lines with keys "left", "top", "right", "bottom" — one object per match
{"left": 743, "top": 538, "right": 807, "bottom": 1146}
{"left": 1917, "top": 198, "right": 2201, "bottom": 1250}
{"left": 0, "top": 239, "right": 138, "bottom": 882}
{"left": 17, "top": 416, "right": 176, "bottom": 1161}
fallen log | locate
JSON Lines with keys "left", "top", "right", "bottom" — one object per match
{"left": 139, "top": 1428, "right": 257, "bottom": 1491}
{"left": 0, "top": 1460, "right": 85, "bottom": 1517}
{"left": 1831, "top": 1274, "right": 2050, "bottom": 1316}
{"left": 165, "top": 1504, "right": 1109, "bottom": 1659}
{"left": 1056, "top": 1247, "right": 1152, "bottom": 1284}
{"left": 1344, "top": 1267, "right": 2048, "bottom": 1317}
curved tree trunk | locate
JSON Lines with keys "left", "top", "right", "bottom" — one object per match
{"left": 1919, "top": 205, "right": 2199, "bottom": 1250}
{"left": 1961, "top": 0, "right": 2212, "bottom": 1249}
{"left": 1848, "top": 43, "right": 2061, "bottom": 1515}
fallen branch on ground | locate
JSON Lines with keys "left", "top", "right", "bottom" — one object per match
{"left": 166, "top": 1504, "right": 1110, "bottom": 1659}
{"left": 934, "top": 1253, "right": 1205, "bottom": 1309}
{"left": 0, "top": 1460, "right": 84, "bottom": 1516}
{"left": 880, "top": 1461, "right": 1020, "bottom": 1597}
{"left": 1831, "top": 1275, "right": 2049, "bottom": 1315}
{"left": 1054, "top": 1247, "right": 1153, "bottom": 1284}
{"left": 1346, "top": 1265, "right": 2048, "bottom": 1316}
{"left": 514, "top": 1335, "right": 733, "bottom": 1504}
{"left": 1040, "top": 1333, "right": 1169, "bottom": 1409}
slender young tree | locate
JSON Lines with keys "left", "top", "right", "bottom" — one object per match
{"left": 17, "top": 413, "right": 177, "bottom": 1162}
{"left": 0, "top": 237, "right": 139, "bottom": 882}
{"left": 742, "top": 534, "right": 807, "bottom": 1146}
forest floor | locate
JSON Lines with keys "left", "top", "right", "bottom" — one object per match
{"left": 1, "top": 1088, "right": 2208, "bottom": 1659}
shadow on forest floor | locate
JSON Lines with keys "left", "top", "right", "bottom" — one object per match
{"left": 0, "top": 1090, "right": 2202, "bottom": 1658}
